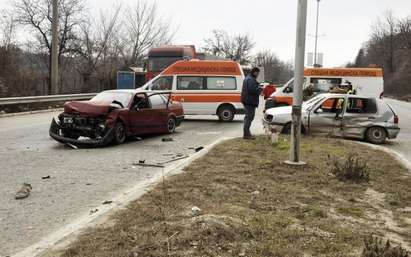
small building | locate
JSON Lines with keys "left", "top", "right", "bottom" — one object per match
{"left": 117, "top": 67, "right": 147, "bottom": 90}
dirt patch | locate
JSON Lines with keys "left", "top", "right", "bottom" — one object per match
{"left": 46, "top": 136, "right": 411, "bottom": 257}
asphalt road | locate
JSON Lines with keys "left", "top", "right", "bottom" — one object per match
{"left": 0, "top": 98, "right": 410, "bottom": 256}
{"left": 384, "top": 98, "right": 411, "bottom": 162}
{"left": 0, "top": 111, "right": 263, "bottom": 256}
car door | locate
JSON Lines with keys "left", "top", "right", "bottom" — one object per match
{"left": 308, "top": 97, "right": 345, "bottom": 136}
{"left": 342, "top": 97, "right": 378, "bottom": 138}
{"left": 147, "top": 93, "right": 169, "bottom": 133}
{"left": 128, "top": 93, "right": 155, "bottom": 135}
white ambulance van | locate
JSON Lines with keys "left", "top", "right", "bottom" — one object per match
{"left": 267, "top": 68, "right": 384, "bottom": 108}
{"left": 143, "top": 60, "right": 245, "bottom": 121}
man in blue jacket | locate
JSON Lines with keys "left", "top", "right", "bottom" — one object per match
{"left": 241, "top": 67, "right": 263, "bottom": 140}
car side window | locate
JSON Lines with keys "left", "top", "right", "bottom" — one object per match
{"left": 177, "top": 77, "right": 204, "bottom": 90}
{"left": 149, "top": 94, "right": 167, "bottom": 108}
{"left": 318, "top": 98, "right": 345, "bottom": 113}
{"left": 346, "top": 98, "right": 377, "bottom": 114}
{"left": 133, "top": 94, "right": 149, "bottom": 109}
{"left": 150, "top": 76, "right": 173, "bottom": 90}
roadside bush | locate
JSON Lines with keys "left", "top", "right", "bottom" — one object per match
{"left": 362, "top": 236, "right": 409, "bottom": 257}
{"left": 328, "top": 153, "right": 370, "bottom": 183}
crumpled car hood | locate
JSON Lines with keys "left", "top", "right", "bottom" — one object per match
{"left": 64, "top": 101, "right": 115, "bottom": 116}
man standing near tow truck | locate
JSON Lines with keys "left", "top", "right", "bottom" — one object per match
{"left": 241, "top": 67, "right": 263, "bottom": 140}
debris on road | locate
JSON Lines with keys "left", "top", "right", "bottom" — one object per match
{"left": 139, "top": 160, "right": 146, "bottom": 164}
{"left": 195, "top": 146, "right": 204, "bottom": 152}
{"left": 102, "top": 201, "right": 113, "bottom": 205}
{"left": 15, "top": 183, "right": 32, "bottom": 200}
{"left": 133, "top": 163, "right": 165, "bottom": 168}
{"left": 162, "top": 137, "right": 174, "bottom": 142}
{"left": 86, "top": 183, "right": 92, "bottom": 186}
{"left": 191, "top": 206, "right": 201, "bottom": 216}
{"left": 189, "top": 146, "right": 204, "bottom": 152}
{"left": 160, "top": 155, "right": 189, "bottom": 165}
{"left": 42, "top": 175, "right": 51, "bottom": 180}
{"left": 133, "top": 155, "right": 189, "bottom": 168}
{"left": 90, "top": 209, "right": 98, "bottom": 215}
{"left": 65, "top": 143, "right": 78, "bottom": 150}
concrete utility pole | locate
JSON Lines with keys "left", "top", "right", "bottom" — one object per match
{"left": 286, "top": 0, "right": 308, "bottom": 165}
{"left": 51, "top": 0, "right": 59, "bottom": 95}
{"left": 314, "top": 0, "right": 321, "bottom": 66}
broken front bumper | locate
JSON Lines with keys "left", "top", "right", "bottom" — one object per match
{"left": 49, "top": 118, "right": 115, "bottom": 147}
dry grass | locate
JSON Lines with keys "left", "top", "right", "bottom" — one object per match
{"left": 53, "top": 136, "right": 411, "bottom": 257}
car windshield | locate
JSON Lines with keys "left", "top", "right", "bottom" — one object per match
{"left": 91, "top": 91, "right": 133, "bottom": 108}
{"left": 303, "top": 94, "right": 326, "bottom": 109}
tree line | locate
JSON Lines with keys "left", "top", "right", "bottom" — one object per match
{"left": 0, "top": 0, "right": 292, "bottom": 98}
{"left": 347, "top": 11, "right": 411, "bottom": 98}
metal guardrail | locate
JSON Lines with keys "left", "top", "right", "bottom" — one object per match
{"left": 0, "top": 93, "right": 97, "bottom": 106}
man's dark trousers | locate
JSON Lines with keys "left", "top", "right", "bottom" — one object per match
{"left": 243, "top": 104, "right": 256, "bottom": 137}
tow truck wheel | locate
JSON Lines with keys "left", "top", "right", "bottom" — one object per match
{"left": 218, "top": 105, "right": 235, "bottom": 122}
{"left": 113, "top": 122, "right": 126, "bottom": 145}
{"left": 167, "top": 117, "right": 176, "bottom": 134}
{"left": 366, "top": 127, "right": 387, "bottom": 144}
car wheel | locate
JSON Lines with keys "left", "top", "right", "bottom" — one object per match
{"left": 282, "top": 123, "right": 292, "bottom": 134}
{"left": 366, "top": 127, "right": 387, "bottom": 144}
{"left": 281, "top": 123, "right": 305, "bottom": 135}
{"left": 113, "top": 122, "right": 126, "bottom": 145}
{"left": 218, "top": 105, "right": 235, "bottom": 122}
{"left": 167, "top": 117, "right": 176, "bottom": 133}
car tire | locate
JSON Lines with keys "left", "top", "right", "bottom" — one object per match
{"left": 365, "top": 127, "right": 387, "bottom": 144}
{"left": 167, "top": 117, "right": 176, "bottom": 134}
{"left": 113, "top": 122, "right": 126, "bottom": 145}
{"left": 282, "top": 123, "right": 292, "bottom": 134}
{"left": 218, "top": 105, "right": 235, "bottom": 122}
{"left": 281, "top": 123, "right": 305, "bottom": 135}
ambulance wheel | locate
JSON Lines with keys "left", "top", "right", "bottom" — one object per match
{"left": 218, "top": 105, "right": 235, "bottom": 122}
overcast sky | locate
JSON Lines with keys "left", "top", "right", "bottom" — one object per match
{"left": 2, "top": 0, "right": 411, "bottom": 67}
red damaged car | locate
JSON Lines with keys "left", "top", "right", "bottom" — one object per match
{"left": 49, "top": 90, "right": 184, "bottom": 146}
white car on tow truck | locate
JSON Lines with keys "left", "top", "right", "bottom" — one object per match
{"left": 263, "top": 93, "right": 400, "bottom": 144}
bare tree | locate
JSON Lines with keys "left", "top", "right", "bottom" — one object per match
{"left": 74, "top": 5, "right": 122, "bottom": 79}
{"left": 13, "top": 0, "right": 86, "bottom": 93}
{"left": 398, "top": 17, "right": 411, "bottom": 49}
{"left": 254, "top": 50, "right": 293, "bottom": 83}
{"left": 369, "top": 11, "right": 399, "bottom": 73}
{"left": 0, "top": 10, "right": 17, "bottom": 50}
{"left": 121, "top": 1, "right": 174, "bottom": 66}
{"left": 203, "top": 30, "right": 255, "bottom": 64}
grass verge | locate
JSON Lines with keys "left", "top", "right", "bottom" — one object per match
{"left": 48, "top": 136, "right": 411, "bottom": 257}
